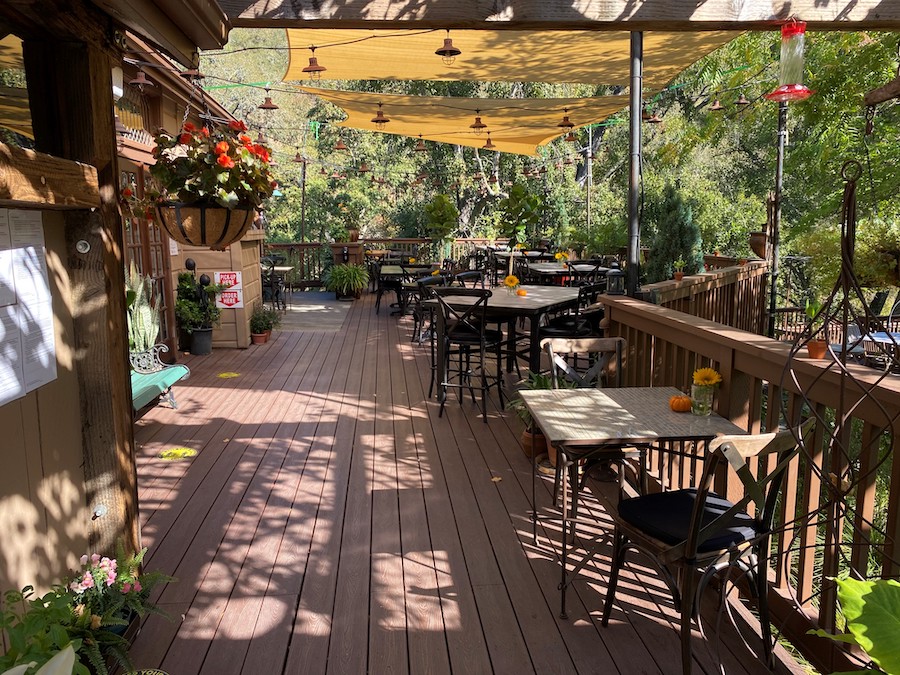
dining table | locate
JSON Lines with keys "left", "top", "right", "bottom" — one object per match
{"left": 427, "top": 284, "right": 580, "bottom": 376}
{"left": 520, "top": 385, "right": 746, "bottom": 616}
{"left": 527, "top": 262, "right": 610, "bottom": 283}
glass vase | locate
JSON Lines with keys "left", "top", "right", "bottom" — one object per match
{"left": 691, "top": 384, "right": 715, "bottom": 416}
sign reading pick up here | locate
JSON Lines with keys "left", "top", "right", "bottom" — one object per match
{"left": 214, "top": 271, "right": 243, "bottom": 309}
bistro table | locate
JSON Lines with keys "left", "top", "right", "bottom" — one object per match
{"left": 428, "top": 285, "right": 579, "bottom": 376}
{"left": 527, "top": 262, "right": 610, "bottom": 284}
{"left": 863, "top": 331, "right": 900, "bottom": 367}
{"left": 520, "top": 385, "right": 746, "bottom": 617}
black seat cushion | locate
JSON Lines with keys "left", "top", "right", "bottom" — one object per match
{"left": 540, "top": 318, "right": 592, "bottom": 337}
{"left": 446, "top": 323, "right": 503, "bottom": 346}
{"left": 618, "top": 488, "right": 758, "bottom": 553}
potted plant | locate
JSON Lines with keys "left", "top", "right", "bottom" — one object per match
{"left": 0, "top": 547, "right": 173, "bottom": 675}
{"left": 497, "top": 184, "right": 542, "bottom": 248}
{"left": 323, "top": 263, "right": 369, "bottom": 300}
{"left": 805, "top": 298, "right": 829, "bottom": 359}
{"left": 125, "top": 119, "right": 275, "bottom": 250}
{"left": 673, "top": 258, "right": 686, "bottom": 281}
{"left": 174, "top": 271, "right": 222, "bottom": 355}
{"left": 249, "top": 303, "right": 280, "bottom": 344}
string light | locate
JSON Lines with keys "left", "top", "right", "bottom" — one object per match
{"left": 258, "top": 89, "right": 279, "bottom": 110}
{"left": 469, "top": 110, "right": 486, "bottom": 136}
{"left": 414, "top": 135, "right": 427, "bottom": 152}
{"left": 709, "top": 98, "right": 724, "bottom": 112}
{"left": 557, "top": 108, "right": 574, "bottom": 130}
{"left": 370, "top": 103, "right": 390, "bottom": 130}
{"left": 128, "top": 70, "right": 153, "bottom": 91}
{"left": 334, "top": 137, "right": 348, "bottom": 151}
{"left": 482, "top": 132, "right": 496, "bottom": 150}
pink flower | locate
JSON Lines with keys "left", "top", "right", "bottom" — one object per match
{"left": 122, "top": 582, "right": 132, "bottom": 593}
{"left": 91, "top": 554, "right": 101, "bottom": 564}
{"left": 133, "top": 581, "right": 142, "bottom": 593}
{"left": 80, "top": 554, "right": 88, "bottom": 565}
{"left": 81, "top": 571, "right": 94, "bottom": 589}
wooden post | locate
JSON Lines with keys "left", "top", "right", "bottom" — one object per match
{"left": 23, "top": 39, "right": 139, "bottom": 554}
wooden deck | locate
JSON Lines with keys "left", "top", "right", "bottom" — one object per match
{"left": 130, "top": 292, "right": 805, "bottom": 675}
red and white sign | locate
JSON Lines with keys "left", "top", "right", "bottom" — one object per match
{"left": 216, "top": 289, "right": 243, "bottom": 309}
{"left": 214, "top": 271, "right": 244, "bottom": 308}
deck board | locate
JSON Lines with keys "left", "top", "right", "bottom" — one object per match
{"left": 131, "top": 291, "right": 803, "bottom": 675}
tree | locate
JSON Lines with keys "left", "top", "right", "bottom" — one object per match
{"left": 645, "top": 183, "right": 703, "bottom": 282}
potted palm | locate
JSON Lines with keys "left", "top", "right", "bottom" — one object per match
{"left": 673, "top": 258, "right": 686, "bottom": 281}
{"left": 324, "top": 263, "right": 369, "bottom": 300}
{"left": 127, "top": 120, "right": 275, "bottom": 250}
{"left": 805, "top": 298, "right": 829, "bottom": 359}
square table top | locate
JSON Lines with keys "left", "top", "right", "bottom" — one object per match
{"left": 527, "top": 262, "right": 611, "bottom": 275}
{"left": 520, "top": 386, "right": 745, "bottom": 447}
{"left": 380, "top": 264, "right": 439, "bottom": 277}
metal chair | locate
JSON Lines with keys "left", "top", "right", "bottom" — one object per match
{"left": 539, "top": 282, "right": 605, "bottom": 340}
{"left": 566, "top": 260, "right": 605, "bottom": 287}
{"left": 432, "top": 287, "right": 504, "bottom": 422}
{"left": 535, "top": 336, "right": 646, "bottom": 619}
{"left": 601, "top": 422, "right": 813, "bottom": 674}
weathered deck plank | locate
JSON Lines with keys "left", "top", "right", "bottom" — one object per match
{"left": 130, "top": 291, "right": 802, "bottom": 675}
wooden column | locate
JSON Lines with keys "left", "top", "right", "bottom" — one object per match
{"left": 23, "top": 39, "right": 139, "bottom": 554}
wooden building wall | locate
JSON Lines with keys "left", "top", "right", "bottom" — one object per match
{"left": 0, "top": 211, "right": 90, "bottom": 592}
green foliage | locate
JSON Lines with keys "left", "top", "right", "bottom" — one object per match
{"left": 323, "top": 264, "right": 369, "bottom": 296}
{"left": 174, "top": 273, "right": 221, "bottom": 332}
{"left": 645, "top": 183, "right": 703, "bottom": 282}
{"left": 423, "top": 194, "right": 459, "bottom": 243}
{"left": 124, "top": 261, "right": 161, "bottom": 352}
{"left": 811, "top": 578, "right": 900, "bottom": 675}
{"left": 497, "top": 184, "right": 543, "bottom": 244}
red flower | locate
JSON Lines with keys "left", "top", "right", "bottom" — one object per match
{"left": 178, "top": 133, "right": 192, "bottom": 144}
{"left": 251, "top": 145, "right": 270, "bottom": 163}
{"left": 215, "top": 141, "right": 229, "bottom": 155}
{"left": 228, "top": 120, "right": 248, "bottom": 132}
{"left": 183, "top": 122, "right": 196, "bottom": 132}
{"left": 270, "top": 180, "right": 278, "bottom": 188}
{"left": 121, "top": 187, "right": 133, "bottom": 198}
{"left": 217, "top": 154, "right": 235, "bottom": 169}
{"left": 200, "top": 127, "right": 210, "bottom": 137}
{"left": 239, "top": 135, "right": 252, "bottom": 146}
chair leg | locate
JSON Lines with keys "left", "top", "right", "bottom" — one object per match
{"left": 559, "top": 449, "right": 570, "bottom": 619}
{"left": 680, "top": 565, "right": 697, "bottom": 675}
{"left": 601, "top": 529, "right": 624, "bottom": 626}
{"left": 755, "top": 544, "right": 775, "bottom": 668}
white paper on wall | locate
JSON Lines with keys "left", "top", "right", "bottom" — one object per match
{"left": 0, "top": 210, "right": 15, "bottom": 307}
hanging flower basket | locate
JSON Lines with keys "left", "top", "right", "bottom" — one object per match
{"left": 156, "top": 202, "right": 255, "bottom": 251}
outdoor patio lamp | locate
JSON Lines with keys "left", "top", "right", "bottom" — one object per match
{"left": 258, "top": 89, "right": 279, "bottom": 110}
{"left": 371, "top": 103, "right": 390, "bottom": 129}
{"left": 765, "top": 21, "right": 813, "bottom": 102}
{"left": 606, "top": 263, "right": 625, "bottom": 295}
{"left": 302, "top": 47, "right": 326, "bottom": 80}
{"left": 470, "top": 110, "right": 487, "bottom": 135}
{"left": 435, "top": 30, "right": 462, "bottom": 65}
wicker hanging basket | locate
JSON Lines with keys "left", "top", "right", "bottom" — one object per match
{"left": 156, "top": 202, "right": 255, "bottom": 251}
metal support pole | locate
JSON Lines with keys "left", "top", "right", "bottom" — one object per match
{"left": 627, "top": 31, "right": 643, "bottom": 297}
{"left": 768, "top": 101, "right": 787, "bottom": 337}
{"left": 586, "top": 125, "right": 592, "bottom": 234}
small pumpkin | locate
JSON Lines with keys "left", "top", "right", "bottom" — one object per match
{"left": 516, "top": 288, "right": 528, "bottom": 296}
{"left": 669, "top": 395, "right": 692, "bottom": 412}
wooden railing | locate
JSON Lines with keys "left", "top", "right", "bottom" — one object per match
{"left": 602, "top": 295, "right": 900, "bottom": 673}
{"left": 641, "top": 261, "right": 769, "bottom": 334}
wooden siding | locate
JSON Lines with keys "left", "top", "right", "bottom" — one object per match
{"left": 0, "top": 211, "right": 90, "bottom": 592}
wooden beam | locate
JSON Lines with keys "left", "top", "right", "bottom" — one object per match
{"left": 864, "top": 74, "right": 900, "bottom": 106}
{"left": 221, "top": 0, "right": 900, "bottom": 30}
{"left": 23, "top": 38, "right": 139, "bottom": 556}
{"left": 0, "top": 142, "right": 100, "bottom": 209}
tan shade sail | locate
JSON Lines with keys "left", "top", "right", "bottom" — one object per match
{"left": 285, "top": 29, "right": 739, "bottom": 89}
{"left": 300, "top": 87, "right": 627, "bottom": 156}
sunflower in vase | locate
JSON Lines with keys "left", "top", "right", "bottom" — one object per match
{"left": 690, "top": 367, "right": 722, "bottom": 416}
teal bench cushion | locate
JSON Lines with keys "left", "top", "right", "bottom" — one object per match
{"left": 130, "top": 364, "right": 189, "bottom": 410}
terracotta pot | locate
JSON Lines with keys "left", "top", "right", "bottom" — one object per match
{"left": 521, "top": 429, "right": 547, "bottom": 458}
{"left": 548, "top": 443, "right": 558, "bottom": 468}
{"left": 806, "top": 340, "right": 828, "bottom": 359}
{"left": 250, "top": 332, "right": 268, "bottom": 345}
{"left": 156, "top": 202, "right": 254, "bottom": 251}
{"left": 674, "top": 271, "right": 684, "bottom": 281}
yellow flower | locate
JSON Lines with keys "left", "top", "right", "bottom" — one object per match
{"left": 431, "top": 269, "right": 440, "bottom": 276}
{"left": 409, "top": 257, "right": 416, "bottom": 264}
{"left": 554, "top": 251, "right": 568, "bottom": 261}
{"left": 90, "top": 614, "right": 102, "bottom": 630}
{"left": 503, "top": 275, "right": 520, "bottom": 288}
{"left": 693, "top": 367, "right": 722, "bottom": 386}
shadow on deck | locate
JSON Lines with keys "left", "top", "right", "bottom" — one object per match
{"left": 130, "top": 291, "right": 805, "bottom": 675}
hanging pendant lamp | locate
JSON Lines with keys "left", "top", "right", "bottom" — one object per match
{"left": 482, "top": 132, "right": 496, "bottom": 150}
{"left": 557, "top": 108, "right": 574, "bottom": 130}
{"left": 371, "top": 103, "right": 390, "bottom": 130}
{"left": 334, "top": 137, "right": 348, "bottom": 152}
{"left": 302, "top": 47, "right": 327, "bottom": 80}
{"left": 470, "top": 110, "right": 487, "bottom": 136}
{"left": 258, "top": 89, "right": 279, "bottom": 110}
{"left": 414, "top": 135, "right": 427, "bottom": 152}
{"left": 435, "top": 30, "right": 462, "bottom": 65}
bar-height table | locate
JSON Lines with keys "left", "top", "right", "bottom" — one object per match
{"left": 520, "top": 386, "right": 746, "bottom": 617}
{"left": 527, "top": 262, "right": 610, "bottom": 284}
{"left": 428, "top": 285, "right": 579, "bottom": 376}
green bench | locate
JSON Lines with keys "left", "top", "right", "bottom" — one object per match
{"left": 130, "top": 345, "right": 190, "bottom": 412}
